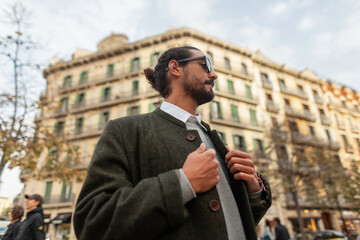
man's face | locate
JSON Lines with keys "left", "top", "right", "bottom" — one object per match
{"left": 25, "top": 198, "right": 39, "bottom": 211}
{"left": 182, "top": 50, "right": 217, "bottom": 106}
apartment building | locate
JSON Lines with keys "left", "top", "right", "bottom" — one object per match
{"left": 20, "top": 28, "right": 359, "bottom": 239}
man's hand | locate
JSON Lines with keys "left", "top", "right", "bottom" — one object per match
{"left": 225, "top": 147, "right": 261, "bottom": 193}
{"left": 182, "top": 143, "right": 220, "bottom": 193}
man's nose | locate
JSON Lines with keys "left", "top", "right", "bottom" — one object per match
{"left": 208, "top": 70, "right": 217, "bottom": 80}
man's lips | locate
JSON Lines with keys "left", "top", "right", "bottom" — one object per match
{"left": 204, "top": 80, "right": 214, "bottom": 87}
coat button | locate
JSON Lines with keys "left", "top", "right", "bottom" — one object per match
{"left": 186, "top": 133, "right": 196, "bottom": 142}
{"left": 209, "top": 200, "right": 220, "bottom": 212}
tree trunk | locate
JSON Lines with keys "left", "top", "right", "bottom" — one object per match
{"left": 335, "top": 197, "right": 350, "bottom": 239}
{"left": 291, "top": 190, "right": 306, "bottom": 240}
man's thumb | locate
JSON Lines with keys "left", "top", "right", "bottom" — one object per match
{"left": 197, "top": 143, "right": 206, "bottom": 152}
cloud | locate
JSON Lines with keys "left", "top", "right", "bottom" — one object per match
{"left": 298, "top": 17, "right": 314, "bottom": 30}
{"left": 268, "top": 2, "right": 288, "bottom": 14}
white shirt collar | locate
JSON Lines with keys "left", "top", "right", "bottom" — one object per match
{"left": 160, "top": 102, "right": 207, "bottom": 130}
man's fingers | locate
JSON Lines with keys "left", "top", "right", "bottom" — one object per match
{"left": 225, "top": 150, "right": 251, "bottom": 163}
{"left": 196, "top": 143, "right": 206, "bottom": 153}
{"left": 227, "top": 157, "right": 254, "bottom": 169}
{"left": 229, "top": 163, "right": 255, "bottom": 175}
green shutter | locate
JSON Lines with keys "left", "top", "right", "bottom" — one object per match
{"left": 250, "top": 109, "right": 257, "bottom": 125}
{"left": 130, "top": 59, "right": 134, "bottom": 72}
{"left": 54, "top": 122, "right": 59, "bottom": 133}
{"left": 150, "top": 53, "right": 154, "bottom": 66}
{"left": 149, "top": 103, "right": 154, "bottom": 112}
{"left": 45, "top": 181, "right": 52, "bottom": 201}
{"left": 241, "top": 136, "right": 247, "bottom": 151}
{"left": 62, "top": 77, "right": 67, "bottom": 88}
{"left": 227, "top": 80, "right": 234, "bottom": 94}
{"left": 138, "top": 105, "right": 141, "bottom": 114}
{"left": 69, "top": 75, "right": 72, "bottom": 87}
{"left": 231, "top": 105, "right": 239, "bottom": 122}
{"left": 260, "top": 140, "right": 265, "bottom": 154}
{"left": 61, "top": 181, "right": 66, "bottom": 198}
{"left": 215, "top": 79, "right": 219, "bottom": 90}
{"left": 101, "top": 88, "right": 105, "bottom": 102}
{"left": 75, "top": 94, "right": 80, "bottom": 104}
{"left": 127, "top": 107, "right": 131, "bottom": 116}
{"left": 245, "top": 85, "right": 252, "bottom": 99}
{"left": 84, "top": 71, "right": 88, "bottom": 82}
{"left": 109, "top": 87, "right": 112, "bottom": 100}
{"left": 98, "top": 112, "right": 103, "bottom": 129}
{"left": 253, "top": 138, "right": 257, "bottom": 152}
{"left": 218, "top": 102, "right": 223, "bottom": 119}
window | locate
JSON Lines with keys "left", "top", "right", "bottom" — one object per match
{"left": 288, "top": 121, "right": 299, "bottom": 132}
{"left": 297, "top": 85, "right": 304, "bottom": 92}
{"left": 325, "top": 129, "right": 331, "bottom": 140}
{"left": 128, "top": 106, "right": 140, "bottom": 116}
{"left": 54, "top": 121, "right": 65, "bottom": 137}
{"left": 253, "top": 139, "right": 265, "bottom": 157}
{"left": 245, "top": 85, "right": 252, "bottom": 99}
{"left": 60, "top": 181, "right": 72, "bottom": 202}
{"left": 341, "top": 135, "right": 348, "bottom": 146}
{"left": 224, "top": 57, "right": 231, "bottom": 70}
{"left": 75, "top": 117, "right": 84, "bottom": 135}
{"left": 303, "top": 104, "right": 310, "bottom": 111}
{"left": 266, "top": 94, "right": 273, "bottom": 101}
{"left": 149, "top": 101, "right": 161, "bottom": 112}
{"left": 341, "top": 100, "right": 347, "bottom": 108}
{"left": 214, "top": 78, "right": 219, "bottom": 90}
{"left": 44, "top": 181, "right": 53, "bottom": 203}
{"left": 276, "top": 145, "right": 288, "bottom": 160}
{"left": 75, "top": 93, "right": 86, "bottom": 109}
{"left": 151, "top": 52, "right": 161, "bottom": 66}
{"left": 309, "top": 126, "right": 316, "bottom": 136}
{"left": 101, "top": 87, "right": 111, "bottom": 102}
{"left": 227, "top": 80, "right": 235, "bottom": 94}
{"left": 285, "top": 99, "right": 290, "bottom": 106}
{"left": 319, "top": 108, "right": 325, "bottom": 115}
{"left": 207, "top": 52, "right": 214, "bottom": 65}
{"left": 59, "top": 97, "right": 68, "bottom": 113}
{"left": 218, "top": 132, "right": 226, "bottom": 143}
{"left": 241, "top": 63, "right": 248, "bottom": 75}
{"left": 356, "top": 138, "right": 360, "bottom": 150}
{"left": 233, "top": 135, "right": 246, "bottom": 151}
{"left": 99, "top": 111, "right": 110, "bottom": 130}
{"left": 62, "top": 75, "right": 72, "bottom": 88}
{"left": 271, "top": 117, "right": 278, "bottom": 127}
{"left": 210, "top": 101, "right": 223, "bottom": 119}
{"left": 132, "top": 80, "right": 139, "bottom": 96}
{"left": 230, "top": 104, "right": 240, "bottom": 123}
{"left": 79, "top": 71, "right": 88, "bottom": 84}
{"left": 130, "top": 57, "right": 141, "bottom": 72}
{"left": 106, "top": 64, "right": 114, "bottom": 77}
{"left": 261, "top": 73, "right": 270, "bottom": 83}
{"left": 278, "top": 78, "right": 286, "bottom": 89}
{"left": 249, "top": 109, "right": 258, "bottom": 126}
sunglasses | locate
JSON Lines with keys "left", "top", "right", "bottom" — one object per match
{"left": 165, "top": 55, "right": 213, "bottom": 73}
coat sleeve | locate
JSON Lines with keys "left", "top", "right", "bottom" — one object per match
{"left": 73, "top": 120, "right": 188, "bottom": 240}
{"left": 249, "top": 173, "right": 272, "bottom": 226}
{"left": 32, "top": 215, "right": 45, "bottom": 240}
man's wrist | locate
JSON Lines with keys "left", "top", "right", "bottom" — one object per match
{"left": 178, "top": 169, "right": 197, "bottom": 204}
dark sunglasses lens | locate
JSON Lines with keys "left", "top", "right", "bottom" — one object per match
{"left": 206, "top": 57, "right": 212, "bottom": 72}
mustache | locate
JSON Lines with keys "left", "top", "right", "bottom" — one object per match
{"left": 204, "top": 80, "right": 214, "bottom": 86}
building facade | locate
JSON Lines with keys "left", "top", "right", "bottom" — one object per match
{"left": 19, "top": 28, "right": 360, "bottom": 239}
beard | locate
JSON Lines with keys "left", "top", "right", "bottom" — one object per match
{"left": 183, "top": 69, "right": 215, "bottom": 106}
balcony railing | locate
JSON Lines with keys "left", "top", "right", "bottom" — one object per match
{"left": 69, "top": 88, "right": 158, "bottom": 112}
{"left": 43, "top": 194, "right": 76, "bottom": 205}
{"left": 266, "top": 101, "right": 279, "bottom": 113}
{"left": 345, "top": 145, "right": 354, "bottom": 153}
{"left": 320, "top": 115, "right": 331, "bottom": 125}
{"left": 314, "top": 95, "right": 323, "bottom": 104}
{"left": 291, "top": 131, "right": 328, "bottom": 147}
{"left": 214, "top": 89, "right": 258, "bottom": 105}
{"left": 285, "top": 106, "right": 316, "bottom": 121}
{"left": 210, "top": 114, "right": 264, "bottom": 132}
{"left": 261, "top": 80, "right": 272, "bottom": 89}
{"left": 280, "top": 86, "right": 308, "bottom": 100}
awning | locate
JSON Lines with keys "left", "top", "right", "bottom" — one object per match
{"left": 51, "top": 213, "right": 72, "bottom": 224}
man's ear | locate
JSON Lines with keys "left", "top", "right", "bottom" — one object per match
{"left": 168, "top": 60, "right": 181, "bottom": 77}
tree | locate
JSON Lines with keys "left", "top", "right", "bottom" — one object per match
{"left": 0, "top": 3, "right": 81, "bottom": 184}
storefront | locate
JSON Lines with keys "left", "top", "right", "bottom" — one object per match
{"left": 51, "top": 213, "right": 72, "bottom": 240}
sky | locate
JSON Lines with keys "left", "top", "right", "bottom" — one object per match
{"left": 1, "top": 0, "right": 360, "bottom": 199}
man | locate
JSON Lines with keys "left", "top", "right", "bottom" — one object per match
{"left": 74, "top": 46, "right": 272, "bottom": 240}
{"left": 16, "top": 194, "right": 45, "bottom": 240}
{"left": 274, "top": 217, "right": 291, "bottom": 240}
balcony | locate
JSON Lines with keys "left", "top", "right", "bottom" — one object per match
{"left": 336, "top": 121, "right": 346, "bottom": 130}
{"left": 212, "top": 65, "right": 255, "bottom": 81}
{"left": 266, "top": 101, "right": 280, "bottom": 113}
{"left": 291, "top": 132, "right": 328, "bottom": 147}
{"left": 345, "top": 144, "right": 354, "bottom": 153}
{"left": 314, "top": 95, "right": 323, "bottom": 104}
{"left": 320, "top": 115, "right": 331, "bottom": 126}
{"left": 43, "top": 194, "right": 76, "bottom": 209}
{"left": 328, "top": 141, "right": 340, "bottom": 151}
{"left": 209, "top": 114, "right": 264, "bottom": 132}
{"left": 67, "top": 124, "right": 105, "bottom": 141}
{"left": 70, "top": 88, "right": 158, "bottom": 113}
{"left": 57, "top": 69, "right": 145, "bottom": 94}
{"left": 261, "top": 80, "right": 272, "bottom": 90}
{"left": 214, "top": 89, "right": 258, "bottom": 105}
{"left": 280, "top": 85, "right": 308, "bottom": 100}
{"left": 285, "top": 106, "right": 316, "bottom": 122}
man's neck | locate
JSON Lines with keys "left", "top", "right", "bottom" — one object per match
{"left": 165, "top": 96, "right": 198, "bottom": 115}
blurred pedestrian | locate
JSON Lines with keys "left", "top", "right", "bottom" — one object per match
{"left": 2, "top": 205, "right": 24, "bottom": 240}
{"left": 274, "top": 217, "right": 291, "bottom": 240}
{"left": 261, "top": 219, "right": 274, "bottom": 240}
{"left": 16, "top": 194, "right": 45, "bottom": 240}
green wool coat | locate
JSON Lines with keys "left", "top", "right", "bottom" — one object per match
{"left": 73, "top": 108, "right": 272, "bottom": 240}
